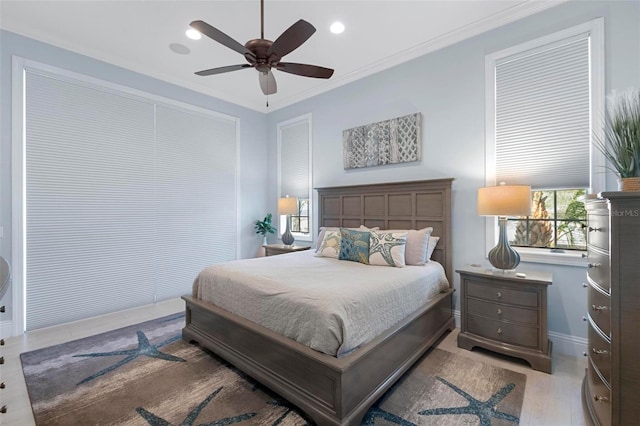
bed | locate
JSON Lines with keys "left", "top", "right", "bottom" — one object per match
{"left": 182, "top": 178, "right": 455, "bottom": 425}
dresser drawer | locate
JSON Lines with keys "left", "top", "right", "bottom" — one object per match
{"left": 588, "top": 283, "right": 611, "bottom": 337}
{"left": 466, "top": 281, "right": 538, "bottom": 308}
{"left": 467, "top": 298, "right": 538, "bottom": 325}
{"left": 588, "top": 322, "right": 611, "bottom": 387}
{"left": 586, "top": 248, "right": 610, "bottom": 292}
{"left": 587, "top": 358, "right": 612, "bottom": 426}
{"left": 587, "top": 213, "right": 610, "bottom": 252}
{"left": 467, "top": 314, "right": 539, "bottom": 348}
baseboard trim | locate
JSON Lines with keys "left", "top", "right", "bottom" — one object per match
{"left": 548, "top": 330, "right": 588, "bottom": 358}
{"left": 453, "top": 309, "right": 587, "bottom": 358}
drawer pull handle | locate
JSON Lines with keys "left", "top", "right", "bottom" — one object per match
{"left": 587, "top": 263, "right": 600, "bottom": 269}
{"left": 582, "top": 253, "right": 588, "bottom": 258}
{"left": 496, "top": 308, "right": 502, "bottom": 315}
{"left": 0, "top": 405, "right": 5, "bottom": 413}
{"left": 582, "top": 316, "right": 588, "bottom": 322}
{"left": 593, "top": 395, "right": 609, "bottom": 403}
{"left": 588, "top": 227, "right": 602, "bottom": 232}
{"left": 592, "top": 348, "right": 608, "bottom": 356}
{"left": 591, "top": 305, "right": 607, "bottom": 312}
{"left": 497, "top": 328, "right": 503, "bottom": 335}
{"left": 583, "top": 352, "right": 588, "bottom": 357}
{"left": 0, "top": 382, "right": 4, "bottom": 389}
{"left": 582, "top": 282, "right": 588, "bottom": 288}
{"left": 496, "top": 292, "right": 502, "bottom": 298}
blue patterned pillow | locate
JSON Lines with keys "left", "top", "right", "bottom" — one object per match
{"left": 339, "top": 228, "right": 370, "bottom": 264}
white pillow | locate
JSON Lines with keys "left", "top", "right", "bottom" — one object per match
{"left": 369, "top": 230, "right": 408, "bottom": 267}
{"left": 315, "top": 229, "right": 342, "bottom": 258}
{"left": 427, "top": 236, "right": 440, "bottom": 260}
{"left": 386, "top": 227, "right": 433, "bottom": 265}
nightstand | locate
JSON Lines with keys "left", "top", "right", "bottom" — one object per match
{"left": 457, "top": 266, "right": 553, "bottom": 373}
{"left": 263, "top": 244, "right": 311, "bottom": 257}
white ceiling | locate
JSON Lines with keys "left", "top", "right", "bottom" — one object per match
{"left": 1, "top": 1, "right": 563, "bottom": 112}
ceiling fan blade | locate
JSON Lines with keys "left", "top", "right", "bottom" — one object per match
{"left": 267, "top": 19, "right": 316, "bottom": 59}
{"left": 195, "top": 64, "right": 252, "bottom": 76}
{"left": 190, "top": 20, "right": 256, "bottom": 61}
{"left": 277, "top": 62, "right": 334, "bottom": 79}
{"left": 259, "top": 71, "right": 277, "bottom": 95}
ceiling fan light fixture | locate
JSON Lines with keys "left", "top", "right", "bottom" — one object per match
{"left": 330, "top": 22, "right": 345, "bottom": 34}
{"left": 186, "top": 28, "right": 202, "bottom": 40}
{"left": 191, "top": 0, "right": 334, "bottom": 96}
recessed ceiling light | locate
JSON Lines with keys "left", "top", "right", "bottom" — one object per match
{"left": 186, "top": 28, "right": 202, "bottom": 40}
{"left": 330, "top": 22, "right": 345, "bottom": 34}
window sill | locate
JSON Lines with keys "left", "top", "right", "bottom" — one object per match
{"left": 516, "top": 247, "right": 588, "bottom": 268}
{"left": 279, "top": 233, "right": 312, "bottom": 242}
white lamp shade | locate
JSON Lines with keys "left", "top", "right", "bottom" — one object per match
{"left": 478, "top": 184, "right": 531, "bottom": 216}
{"left": 278, "top": 197, "right": 298, "bottom": 215}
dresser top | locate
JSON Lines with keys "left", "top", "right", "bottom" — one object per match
{"left": 456, "top": 265, "right": 552, "bottom": 285}
{"left": 599, "top": 191, "right": 640, "bottom": 200}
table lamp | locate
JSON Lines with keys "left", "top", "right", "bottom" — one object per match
{"left": 278, "top": 196, "right": 298, "bottom": 246}
{"left": 478, "top": 183, "right": 531, "bottom": 270}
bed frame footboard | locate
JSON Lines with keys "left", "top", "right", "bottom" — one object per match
{"left": 182, "top": 289, "right": 454, "bottom": 426}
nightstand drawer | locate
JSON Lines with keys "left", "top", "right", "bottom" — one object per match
{"left": 588, "top": 322, "right": 611, "bottom": 387}
{"left": 588, "top": 283, "right": 611, "bottom": 337}
{"left": 586, "top": 357, "right": 612, "bottom": 426}
{"left": 587, "top": 213, "right": 610, "bottom": 252}
{"left": 466, "top": 281, "right": 538, "bottom": 308}
{"left": 467, "top": 298, "right": 538, "bottom": 325}
{"left": 586, "top": 249, "right": 610, "bottom": 292}
{"left": 467, "top": 314, "right": 539, "bottom": 348}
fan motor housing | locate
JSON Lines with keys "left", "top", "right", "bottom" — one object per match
{"left": 245, "top": 38, "right": 277, "bottom": 68}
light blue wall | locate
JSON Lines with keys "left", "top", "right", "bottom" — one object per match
{"left": 0, "top": 30, "right": 269, "bottom": 317}
{"left": 2, "top": 1, "right": 638, "bottom": 342}
{"left": 266, "top": 1, "right": 640, "bottom": 340}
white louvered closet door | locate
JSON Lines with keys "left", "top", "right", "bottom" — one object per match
{"left": 154, "top": 105, "right": 237, "bottom": 301}
{"left": 25, "top": 70, "right": 157, "bottom": 330}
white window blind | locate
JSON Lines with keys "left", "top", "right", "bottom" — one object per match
{"left": 280, "top": 122, "right": 310, "bottom": 199}
{"left": 495, "top": 34, "right": 591, "bottom": 189}
{"left": 24, "top": 67, "right": 237, "bottom": 330}
{"left": 154, "top": 105, "right": 237, "bottom": 301}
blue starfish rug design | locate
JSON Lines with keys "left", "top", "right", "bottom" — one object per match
{"left": 21, "top": 314, "right": 525, "bottom": 425}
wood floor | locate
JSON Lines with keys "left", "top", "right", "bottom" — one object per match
{"left": 1, "top": 298, "right": 586, "bottom": 425}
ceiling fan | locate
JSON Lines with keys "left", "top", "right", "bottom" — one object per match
{"left": 190, "top": 0, "right": 334, "bottom": 96}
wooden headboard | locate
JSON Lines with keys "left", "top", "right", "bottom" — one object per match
{"left": 315, "top": 178, "right": 454, "bottom": 282}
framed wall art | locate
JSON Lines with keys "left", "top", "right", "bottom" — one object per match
{"left": 343, "top": 113, "right": 422, "bottom": 169}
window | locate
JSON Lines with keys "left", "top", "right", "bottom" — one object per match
{"left": 290, "top": 199, "right": 310, "bottom": 234}
{"left": 13, "top": 59, "right": 239, "bottom": 331}
{"left": 508, "top": 189, "right": 587, "bottom": 251}
{"left": 485, "top": 19, "right": 604, "bottom": 264}
{"left": 278, "top": 114, "right": 312, "bottom": 241}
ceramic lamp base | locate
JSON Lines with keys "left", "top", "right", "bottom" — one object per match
{"left": 282, "top": 217, "right": 295, "bottom": 246}
{"left": 487, "top": 217, "right": 520, "bottom": 271}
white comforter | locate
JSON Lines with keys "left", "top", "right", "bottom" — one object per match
{"left": 192, "top": 250, "right": 449, "bottom": 357}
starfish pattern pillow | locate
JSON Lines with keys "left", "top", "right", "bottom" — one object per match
{"left": 369, "top": 230, "right": 408, "bottom": 267}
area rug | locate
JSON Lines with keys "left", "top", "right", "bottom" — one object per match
{"left": 21, "top": 313, "right": 526, "bottom": 425}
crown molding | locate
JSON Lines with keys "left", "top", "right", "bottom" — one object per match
{"left": 1, "top": 0, "right": 567, "bottom": 114}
